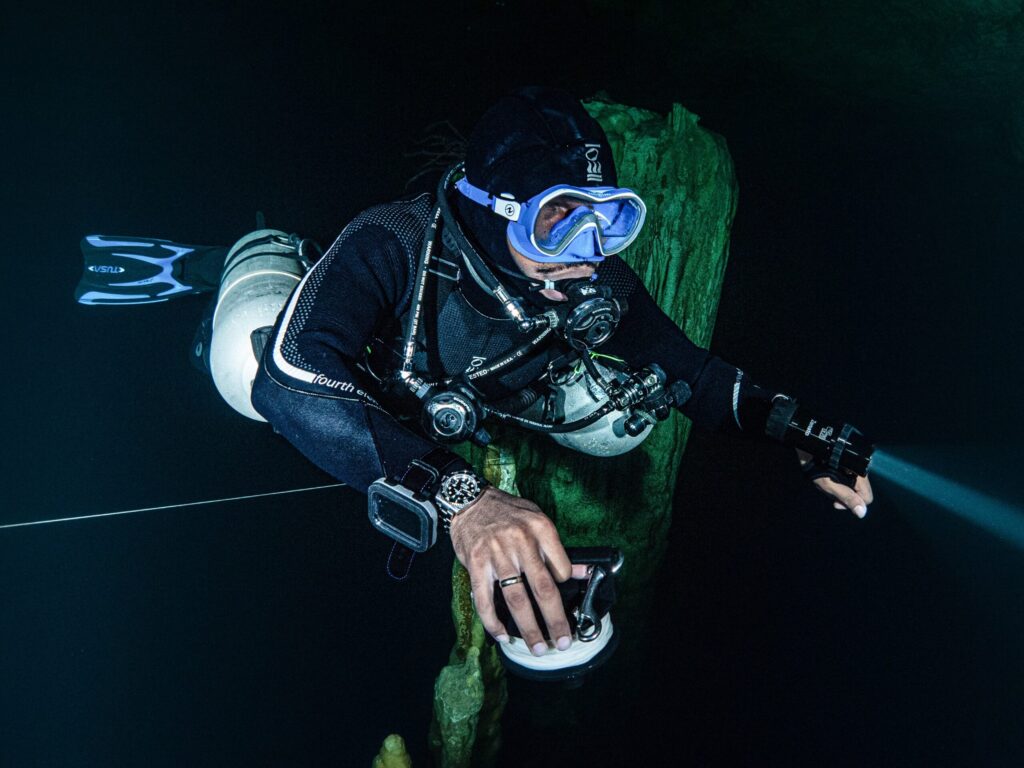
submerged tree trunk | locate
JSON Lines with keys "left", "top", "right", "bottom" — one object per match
{"left": 428, "top": 97, "right": 738, "bottom": 768}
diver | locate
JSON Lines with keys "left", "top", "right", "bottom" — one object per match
{"left": 76, "top": 87, "right": 874, "bottom": 680}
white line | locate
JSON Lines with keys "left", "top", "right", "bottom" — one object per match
{"left": 0, "top": 483, "right": 347, "bottom": 530}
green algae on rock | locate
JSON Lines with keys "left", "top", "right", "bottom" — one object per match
{"left": 372, "top": 733, "right": 412, "bottom": 768}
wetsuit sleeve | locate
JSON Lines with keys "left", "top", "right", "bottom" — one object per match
{"left": 597, "top": 256, "right": 776, "bottom": 436}
{"left": 251, "top": 208, "right": 469, "bottom": 493}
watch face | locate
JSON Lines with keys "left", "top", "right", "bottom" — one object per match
{"left": 441, "top": 473, "right": 482, "bottom": 506}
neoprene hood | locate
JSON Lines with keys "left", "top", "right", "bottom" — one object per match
{"left": 455, "top": 87, "right": 618, "bottom": 279}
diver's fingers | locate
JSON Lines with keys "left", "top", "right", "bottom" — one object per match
{"left": 493, "top": 555, "right": 546, "bottom": 656}
{"left": 469, "top": 568, "right": 508, "bottom": 642}
{"left": 815, "top": 477, "right": 868, "bottom": 518}
{"left": 855, "top": 473, "right": 874, "bottom": 505}
{"left": 571, "top": 563, "right": 591, "bottom": 579}
{"left": 532, "top": 515, "right": 572, "bottom": 583}
{"left": 522, "top": 551, "right": 572, "bottom": 652}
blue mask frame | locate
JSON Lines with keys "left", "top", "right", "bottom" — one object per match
{"left": 456, "top": 175, "right": 647, "bottom": 263}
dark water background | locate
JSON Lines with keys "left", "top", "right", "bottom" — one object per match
{"left": 2, "top": 2, "right": 1022, "bottom": 765}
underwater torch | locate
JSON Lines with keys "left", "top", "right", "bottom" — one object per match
{"left": 766, "top": 395, "right": 874, "bottom": 486}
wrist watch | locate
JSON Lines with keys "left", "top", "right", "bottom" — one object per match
{"left": 435, "top": 469, "right": 488, "bottom": 532}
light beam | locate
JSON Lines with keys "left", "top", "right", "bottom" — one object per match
{"left": 871, "top": 449, "right": 1024, "bottom": 552}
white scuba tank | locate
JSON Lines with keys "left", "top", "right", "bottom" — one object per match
{"left": 523, "top": 359, "right": 654, "bottom": 457}
{"left": 209, "top": 229, "right": 308, "bottom": 421}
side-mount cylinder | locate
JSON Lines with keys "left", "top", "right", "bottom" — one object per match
{"left": 210, "top": 230, "right": 309, "bottom": 421}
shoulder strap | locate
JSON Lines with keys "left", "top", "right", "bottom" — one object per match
{"left": 414, "top": 227, "right": 461, "bottom": 376}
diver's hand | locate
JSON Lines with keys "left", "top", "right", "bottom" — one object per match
{"left": 449, "top": 487, "right": 575, "bottom": 655}
{"left": 796, "top": 448, "right": 874, "bottom": 519}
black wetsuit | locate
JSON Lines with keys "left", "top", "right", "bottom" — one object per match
{"left": 252, "top": 194, "right": 769, "bottom": 492}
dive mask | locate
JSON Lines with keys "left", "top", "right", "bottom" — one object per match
{"left": 456, "top": 176, "right": 647, "bottom": 263}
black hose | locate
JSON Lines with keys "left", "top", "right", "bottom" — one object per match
{"left": 465, "top": 328, "right": 553, "bottom": 383}
{"left": 487, "top": 399, "right": 618, "bottom": 433}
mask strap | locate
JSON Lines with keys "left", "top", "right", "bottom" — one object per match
{"left": 454, "top": 176, "right": 522, "bottom": 221}
{"left": 437, "top": 167, "right": 538, "bottom": 330}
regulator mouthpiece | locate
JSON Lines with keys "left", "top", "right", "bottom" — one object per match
{"left": 493, "top": 547, "right": 623, "bottom": 684}
{"left": 562, "top": 282, "right": 624, "bottom": 349}
{"left": 766, "top": 396, "right": 875, "bottom": 481}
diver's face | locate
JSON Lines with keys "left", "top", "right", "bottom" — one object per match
{"left": 507, "top": 242, "right": 596, "bottom": 301}
{"left": 507, "top": 197, "right": 597, "bottom": 301}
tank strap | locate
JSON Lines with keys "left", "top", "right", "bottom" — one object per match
{"left": 250, "top": 326, "right": 273, "bottom": 363}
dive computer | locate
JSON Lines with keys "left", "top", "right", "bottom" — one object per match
{"left": 367, "top": 449, "right": 484, "bottom": 552}
{"left": 367, "top": 477, "right": 439, "bottom": 553}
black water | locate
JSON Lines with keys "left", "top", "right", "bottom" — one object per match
{"left": 3, "top": 3, "right": 1022, "bottom": 766}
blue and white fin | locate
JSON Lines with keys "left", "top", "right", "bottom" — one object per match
{"left": 75, "top": 235, "right": 227, "bottom": 306}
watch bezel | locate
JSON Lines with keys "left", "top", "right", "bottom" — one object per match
{"left": 367, "top": 478, "right": 438, "bottom": 553}
{"left": 436, "top": 469, "right": 487, "bottom": 521}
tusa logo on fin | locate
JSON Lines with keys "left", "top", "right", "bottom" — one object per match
{"left": 88, "top": 265, "right": 126, "bottom": 274}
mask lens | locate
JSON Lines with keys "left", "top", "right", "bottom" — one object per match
{"left": 531, "top": 191, "right": 645, "bottom": 258}
{"left": 534, "top": 195, "right": 593, "bottom": 245}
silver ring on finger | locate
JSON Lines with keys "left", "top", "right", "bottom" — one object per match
{"left": 498, "top": 574, "right": 524, "bottom": 588}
